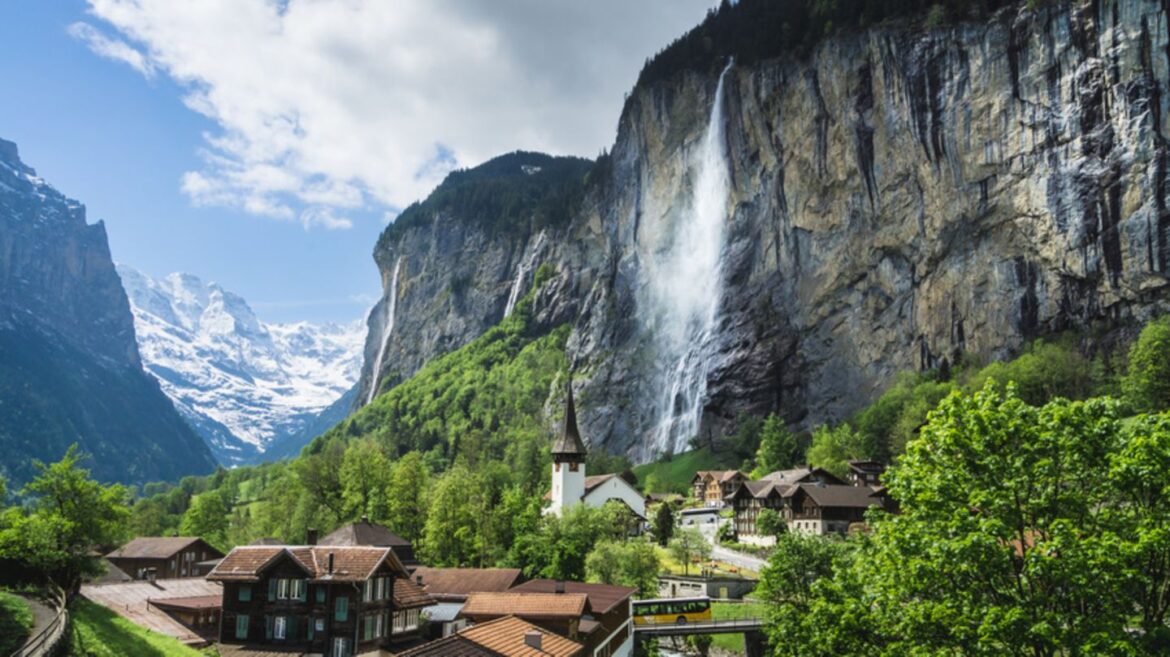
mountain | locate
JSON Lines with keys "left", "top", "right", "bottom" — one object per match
{"left": 117, "top": 266, "right": 364, "bottom": 465}
{"left": 355, "top": 0, "right": 1170, "bottom": 463}
{"left": 0, "top": 138, "right": 216, "bottom": 486}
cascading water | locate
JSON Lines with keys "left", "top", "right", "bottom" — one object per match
{"left": 504, "top": 232, "right": 545, "bottom": 318}
{"left": 645, "top": 60, "right": 734, "bottom": 458}
{"left": 365, "top": 255, "right": 403, "bottom": 405}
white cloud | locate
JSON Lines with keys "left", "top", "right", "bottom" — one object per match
{"left": 67, "top": 21, "right": 156, "bottom": 78}
{"left": 72, "top": 0, "right": 716, "bottom": 229}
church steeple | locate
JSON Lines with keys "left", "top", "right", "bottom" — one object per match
{"left": 552, "top": 384, "right": 587, "bottom": 462}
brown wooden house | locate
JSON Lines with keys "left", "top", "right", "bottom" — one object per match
{"left": 690, "top": 470, "right": 747, "bottom": 507}
{"left": 320, "top": 516, "right": 418, "bottom": 567}
{"left": 508, "top": 580, "right": 635, "bottom": 657}
{"left": 105, "top": 537, "right": 223, "bottom": 580}
{"left": 846, "top": 460, "right": 886, "bottom": 487}
{"left": 207, "top": 545, "right": 432, "bottom": 657}
{"left": 783, "top": 483, "right": 886, "bottom": 535}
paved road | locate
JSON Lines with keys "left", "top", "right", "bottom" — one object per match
{"left": 698, "top": 518, "right": 768, "bottom": 573}
{"left": 17, "top": 595, "right": 58, "bottom": 657}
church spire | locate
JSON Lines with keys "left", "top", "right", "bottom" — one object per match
{"left": 552, "top": 383, "right": 587, "bottom": 461}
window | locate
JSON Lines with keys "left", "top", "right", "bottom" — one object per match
{"left": 376, "top": 613, "right": 385, "bottom": 638}
{"left": 316, "top": 587, "right": 326, "bottom": 603}
{"left": 362, "top": 615, "right": 375, "bottom": 641}
{"left": 238, "top": 585, "right": 252, "bottom": 602}
{"left": 274, "top": 616, "right": 287, "bottom": 640}
{"left": 332, "top": 638, "right": 349, "bottom": 657}
{"left": 334, "top": 596, "right": 348, "bottom": 622}
{"left": 235, "top": 614, "right": 249, "bottom": 640}
{"left": 278, "top": 579, "right": 290, "bottom": 600}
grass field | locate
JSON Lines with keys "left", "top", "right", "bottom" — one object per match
{"left": 71, "top": 599, "right": 210, "bottom": 657}
{"left": 709, "top": 600, "right": 768, "bottom": 652}
{"left": 0, "top": 591, "right": 34, "bottom": 655}
{"left": 632, "top": 447, "right": 741, "bottom": 494}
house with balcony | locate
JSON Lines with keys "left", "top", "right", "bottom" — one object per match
{"left": 207, "top": 544, "right": 432, "bottom": 656}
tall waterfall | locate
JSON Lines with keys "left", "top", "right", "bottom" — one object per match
{"left": 504, "top": 232, "right": 545, "bottom": 318}
{"left": 365, "top": 255, "right": 403, "bottom": 405}
{"left": 646, "top": 60, "right": 734, "bottom": 458}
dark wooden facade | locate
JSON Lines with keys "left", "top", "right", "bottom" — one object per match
{"left": 105, "top": 537, "right": 222, "bottom": 580}
{"left": 211, "top": 546, "right": 430, "bottom": 657}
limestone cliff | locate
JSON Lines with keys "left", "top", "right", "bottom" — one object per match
{"left": 0, "top": 138, "right": 217, "bottom": 485}
{"left": 359, "top": 0, "right": 1170, "bottom": 461}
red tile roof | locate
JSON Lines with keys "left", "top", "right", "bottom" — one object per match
{"left": 412, "top": 567, "right": 523, "bottom": 602}
{"left": 508, "top": 580, "right": 635, "bottom": 615}
{"left": 394, "top": 577, "right": 436, "bottom": 609}
{"left": 398, "top": 616, "right": 584, "bottom": 657}
{"left": 206, "top": 545, "right": 407, "bottom": 582}
{"left": 461, "top": 592, "right": 588, "bottom": 621}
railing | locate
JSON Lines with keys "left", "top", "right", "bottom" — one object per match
{"left": 9, "top": 584, "right": 69, "bottom": 657}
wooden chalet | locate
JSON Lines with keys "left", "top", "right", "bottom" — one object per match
{"left": 690, "top": 470, "right": 748, "bottom": 507}
{"left": 397, "top": 615, "right": 584, "bottom": 657}
{"left": 846, "top": 460, "right": 886, "bottom": 487}
{"left": 207, "top": 545, "right": 433, "bottom": 657}
{"left": 507, "top": 579, "right": 635, "bottom": 657}
{"left": 319, "top": 516, "right": 418, "bottom": 567}
{"left": 784, "top": 483, "right": 887, "bottom": 535}
{"left": 105, "top": 537, "right": 223, "bottom": 580}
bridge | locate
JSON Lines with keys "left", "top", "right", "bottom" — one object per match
{"left": 632, "top": 618, "right": 764, "bottom": 637}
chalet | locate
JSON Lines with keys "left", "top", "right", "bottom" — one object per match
{"left": 546, "top": 389, "right": 646, "bottom": 522}
{"left": 320, "top": 517, "right": 418, "bottom": 567}
{"left": 411, "top": 567, "right": 524, "bottom": 638}
{"left": 397, "top": 615, "right": 585, "bottom": 657}
{"left": 784, "top": 483, "right": 887, "bottom": 535}
{"left": 690, "top": 470, "right": 748, "bottom": 507}
{"left": 726, "top": 480, "right": 785, "bottom": 542}
{"left": 207, "top": 545, "right": 433, "bottom": 656}
{"left": 846, "top": 460, "right": 886, "bottom": 487}
{"left": 508, "top": 579, "right": 636, "bottom": 657}
{"left": 105, "top": 537, "right": 223, "bottom": 580}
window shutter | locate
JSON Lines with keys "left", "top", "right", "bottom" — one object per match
{"left": 297, "top": 579, "right": 307, "bottom": 602}
{"left": 268, "top": 578, "right": 277, "bottom": 602}
{"left": 288, "top": 615, "right": 299, "bottom": 640}
{"left": 335, "top": 596, "right": 348, "bottom": 622}
{"left": 307, "top": 615, "right": 315, "bottom": 640}
{"left": 265, "top": 615, "right": 273, "bottom": 639}
{"left": 316, "top": 586, "right": 326, "bottom": 603}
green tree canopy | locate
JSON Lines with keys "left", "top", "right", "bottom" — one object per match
{"left": 1123, "top": 316, "right": 1170, "bottom": 412}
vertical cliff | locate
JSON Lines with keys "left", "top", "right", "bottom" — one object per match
{"left": 360, "top": 0, "right": 1170, "bottom": 462}
{"left": 0, "top": 138, "right": 216, "bottom": 485}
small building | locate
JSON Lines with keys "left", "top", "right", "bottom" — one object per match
{"left": 411, "top": 567, "right": 524, "bottom": 638}
{"left": 846, "top": 460, "right": 886, "bottom": 487}
{"left": 320, "top": 517, "right": 418, "bottom": 567}
{"left": 397, "top": 615, "right": 585, "bottom": 657}
{"left": 690, "top": 470, "right": 748, "bottom": 507}
{"left": 105, "top": 537, "right": 224, "bottom": 580}
{"left": 678, "top": 507, "right": 721, "bottom": 526}
{"left": 657, "top": 574, "right": 757, "bottom": 601}
{"left": 207, "top": 544, "right": 433, "bottom": 656}
{"left": 546, "top": 388, "right": 646, "bottom": 522}
{"left": 508, "top": 579, "right": 636, "bottom": 657}
{"left": 785, "top": 483, "right": 887, "bottom": 535}
{"left": 80, "top": 577, "right": 224, "bottom": 647}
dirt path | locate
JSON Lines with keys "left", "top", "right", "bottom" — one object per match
{"left": 17, "top": 595, "right": 57, "bottom": 656}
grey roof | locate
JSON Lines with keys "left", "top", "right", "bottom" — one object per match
{"left": 551, "top": 386, "right": 587, "bottom": 457}
{"left": 763, "top": 466, "right": 845, "bottom": 486}
{"left": 106, "top": 537, "right": 220, "bottom": 560}
{"left": 796, "top": 483, "right": 884, "bottom": 509}
{"left": 320, "top": 520, "right": 411, "bottom": 547}
{"left": 423, "top": 602, "right": 466, "bottom": 623}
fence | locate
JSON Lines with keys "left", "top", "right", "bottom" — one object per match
{"left": 9, "top": 584, "right": 68, "bottom": 657}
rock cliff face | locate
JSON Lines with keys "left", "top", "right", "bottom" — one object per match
{"left": 0, "top": 138, "right": 217, "bottom": 485}
{"left": 359, "top": 0, "right": 1170, "bottom": 462}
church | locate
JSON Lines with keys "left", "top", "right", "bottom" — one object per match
{"left": 545, "top": 387, "right": 646, "bottom": 521}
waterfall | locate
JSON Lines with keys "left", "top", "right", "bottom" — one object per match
{"left": 365, "top": 255, "right": 403, "bottom": 405}
{"left": 646, "top": 60, "right": 734, "bottom": 458}
{"left": 504, "top": 232, "right": 545, "bottom": 318}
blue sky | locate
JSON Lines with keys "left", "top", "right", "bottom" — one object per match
{"left": 1, "top": 0, "right": 714, "bottom": 324}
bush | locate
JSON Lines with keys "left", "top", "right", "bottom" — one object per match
{"left": 1123, "top": 316, "right": 1170, "bottom": 412}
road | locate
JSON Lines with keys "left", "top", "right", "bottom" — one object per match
{"left": 696, "top": 519, "right": 767, "bottom": 573}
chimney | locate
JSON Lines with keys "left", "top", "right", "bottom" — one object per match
{"left": 415, "top": 575, "right": 423, "bottom": 586}
{"left": 524, "top": 631, "right": 543, "bottom": 650}
{"left": 307, "top": 529, "right": 318, "bottom": 546}
{"left": 554, "top": 580, "right": 565, "bottom": 594}
{"left": 327, "top": 552, "right": 335, "bottom": 575}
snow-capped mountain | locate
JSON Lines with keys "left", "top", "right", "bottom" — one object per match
{"left": 116, "top": 265, "right": 365, "bottom": 465}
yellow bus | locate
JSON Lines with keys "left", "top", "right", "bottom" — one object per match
{"left": 632, "top": 597, "right": 712, "bottom": 625}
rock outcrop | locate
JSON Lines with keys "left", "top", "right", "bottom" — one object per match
{"left": 358, "top": 0, "right": 1170, "bottom": 461}
{"left": 0, "top": 138, "right": 217, "bottom": 485}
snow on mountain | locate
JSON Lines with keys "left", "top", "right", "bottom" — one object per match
{"left": 116, "top": 265, "right": 365, "bottom": 465}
